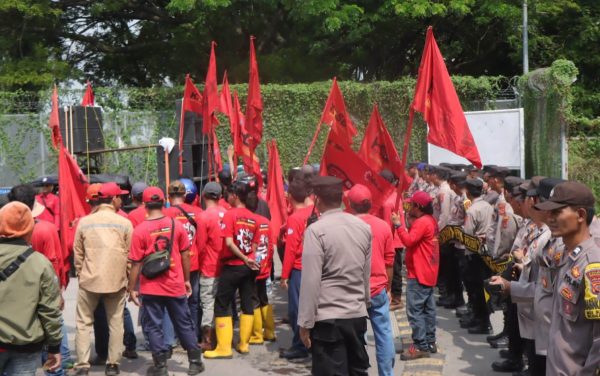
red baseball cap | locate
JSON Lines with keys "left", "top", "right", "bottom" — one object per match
{"left": 86, "top": 183, "right": 103, "bottom": 201}
{"left": 142, "top": 186, "right": 165, "bottom": 203}
{"left": 347, "top": 184, "right": 372, "bottom": 204}
{"left": 407, "top": 191, "right": 432, "bottom": 207}
{"left": 98, "top": 182, "right": 129, "bottom": 198}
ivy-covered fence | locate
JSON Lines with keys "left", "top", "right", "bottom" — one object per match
{"left": 0, "top": 77, "right": 508, "bottom": 186}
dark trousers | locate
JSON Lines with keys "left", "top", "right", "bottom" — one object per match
{"left": 188, "top": 271, "right": 200, "bottom": 336}
{"left": 391, "top": 248, "right": 404, "bottom": 297}
{"left": 288, "top": 269, "right": 308, "bottom": 353}
{"left": 443, "top": 245, "right": 465, "bottom": 304}
{"left": 93, "top": 302, "right": 136, "bottom": 358}
{"left": 141, "top": 295, "right": 199, "bottom": 355}
{"left": 438, "top": 243, "right": 451, "bottom": 293}
{"left": 215, "top": 264, "right": 256, "bottom": 316}
{"left": 254, "top": 278, "right": 269, "bottom": 308}
{"left": 465, "top": 255, "right": 491, "bottom": 322}
{"left": 506, "top": 302, "right": 523, "bottom": 359}
{"left": 458, "top": 253, "right": 473, "bottom": 305}
{"left": 311, "top": 317, "right": 370, "bottom": 376}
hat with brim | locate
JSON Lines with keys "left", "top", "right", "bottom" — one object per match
{"left": 534, "top": 181, "right": 595, "bottom": 211}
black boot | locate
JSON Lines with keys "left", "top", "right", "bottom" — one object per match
{"left": 491, "top": 358, "right": 524, "bottom": 372}
{"left": 489, "top": 335, "right": 509, "bottom": 348}
{"left": 468, "top": 321, "right": 493, "bottom": 334}
{"left": 147, "top": 352, "right": 168, "bottom": 376}
{"left": 487, "top": 331, "right": 506, "bottom": 343}
{"left": 187, "top": 348, "right": 205, "bottom": 375}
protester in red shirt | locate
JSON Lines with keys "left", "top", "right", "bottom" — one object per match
{"left": 127, "top": 186, "right": 204, "bottom": 375}
{"left": 348, "top": 184, "right": 396, "bottom": 376}
{"left": 392, "top": 190, "right": 439, "bottom": 361}
{"left": 204, "top": 177, "right": 260, "bottom": 359}
{"left": 196, "top": 182, "right": 226, "bottom": 351}
{"left": 280, "top": 177, "right": 313, "bottom": 360}
{"left": 165, "top": 180, "right": 203, "bottom": 337}
{"left": 35, "top": 177, "right": 60, "bottom": 227}
{"left": 379, "top": 169, "right": 406, "bottom": 311}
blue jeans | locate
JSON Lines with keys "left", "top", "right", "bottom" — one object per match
{"left": 141, "top": 306, "right": 176, "bottom": 349}
{"left": 367, "top": 289, "right": 395, "bottom": 376}
{"left": 0, "top": 351, "right": 39, "bottom": 375}
{"left": 41, "top": 320, "right": 72, "bottom": 376}
{"left": 188, "top": 271, "right": 200, "bottom": 336}
{"left": 406, "top": 278, "right": 436, "bottom": 350}
{"left": 141, "top": 295, "right": 198, "bottom": 355}
{"left": 288, "top": 269, "right": 308, "bottom": 353}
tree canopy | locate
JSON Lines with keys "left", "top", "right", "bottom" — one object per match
{"left": 0, "top": 0, "right": 598, "bottom": 103}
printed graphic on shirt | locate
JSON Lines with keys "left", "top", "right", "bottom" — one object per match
{"left": 235, "top": 218, "right": 256, "bottom": 254}
{"left": 255, "top": 224, "right": 270, "bottom": 267}
{"left": 150, "top": 226, "right": 175, "bottom": 267}
{"left": 584, "top": 262, "right": 600, "bottom": 319}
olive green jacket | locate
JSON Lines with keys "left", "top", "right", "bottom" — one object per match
{"left": 0, "top": 238, "right": 62, "bottom": 353}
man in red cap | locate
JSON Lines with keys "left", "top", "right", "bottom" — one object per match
{"left": 391, "top": 191, "right": 439, "bottom": 360}
{"left": 72, "top": 182, "right": 133, "bottom": 375}
{"left": 348, "top": 184, "right": 396, "bottom": 376}
{"left": 127, "top": 187, "right": 204, "bottom": 375}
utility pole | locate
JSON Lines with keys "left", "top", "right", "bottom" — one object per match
{"left": 523, "top": 0, "right": 529, "bottom": 74}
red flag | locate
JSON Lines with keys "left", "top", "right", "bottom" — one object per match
{"left": 49, "top": 85, "right": 63, "bottom": 150}
{"left": 412, "top": 27, "right": 482, "bottom": 168}
{"left": 179, "top": 75, "right": 203, "bottom": 174}
{"left": 182, "top": 74, "right": 203, "bottom": 114}
{"left": 202, "top": 41, "right": 220, "bottom": 135}
{"left": 58, "top": 145, "right": 90, "bottom": 268}
{"left": 266, "top": 140, "right": 287, "bottom": 244}
{"left": 321, "top": 129, "right": 394, "bottom": 214}
{"left": 358, "top": 104, "right": 402, "bottom": 175}
{"left": 232, "top": 91, "right": 261, "bottom": 185}
{"left": 219, "top": 71, "right": 234, "bottom": 140}
{"left": 212, "top": 128, "right": 223, "bottom": 172}
{"left": 320, "top": 78, "right": 357, "bottom": 144}
{"left": 81, "top": 81, "right": 95, "bottom": 107}
{"left": 232, "top": 91, "right": 244, "bottom": 159}
{"left": 245, "top": 36, "right": 263, "bottom": 149}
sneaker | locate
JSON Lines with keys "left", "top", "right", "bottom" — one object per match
{"left": 105, "top": 364, "right": 119, "bottom": 376}
{"left": 122, "top": 349, "right": 139, "bottom": 359}
{"left": 400, "top": 345, "right": 430, "bottom": 361}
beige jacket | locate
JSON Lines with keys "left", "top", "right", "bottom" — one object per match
{"left": 74, "top": 204, "right": 133, "bottom": 293}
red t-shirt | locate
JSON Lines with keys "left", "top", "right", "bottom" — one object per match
{"left": 397, "top": 214, "right": 439, "bottom": 287}
{"left": 117, "top": 209, "right": 129, "bottom": 219}
{"left": 358, "top": 214, "right": 395, "bottom": 297}
{"left": 281, "top": 206, "right": 313, "bottom": 279}
{"left": 218, "top": 198, "right": 232, "bottom": 211}
{"left": 165, "top": 203, "right": 203, "bottom": 272}
{"left": 220, "top": 207, "right": 257, "bottom": 266}
{"left": 128, "top": 206, "right": 148, "bottom": 228}
{"left": 31, "top": 220, "right": 64, "bottom": 287}
{"left": 197, "top": 205, "right": 226, "bottom": 277}
{"left": 380, "top": 191, "right": 405, "bottom": 249}
{"left": 129, "top": 216, "right": 191, "bottom": 297}
{"left": 254, "top": 215, "right": 273, "bottom": 280}
{"left": 36, "top": 193, "right": 60, "bottom": 227}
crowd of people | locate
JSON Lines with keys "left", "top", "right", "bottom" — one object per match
{"left": 0, "top": 159, "right": 599, "bottom": 376}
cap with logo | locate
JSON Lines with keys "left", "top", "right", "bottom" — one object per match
{"left": 520, "top": 176, "right": 546, "bottom": 197}
{"left": 143, "top": 187, "right": 165, "bottom": 203}
{"left": 408, "top": 191, "right": 432, "bottom": 207}
{"left": 534, "top": 181, "right": 595, "bottom": 211}
{"left": 537, "top": 178, "right": 566, "bottom": 200}
{"left": 98, "top": 182, "right": 129, "bottom": 198}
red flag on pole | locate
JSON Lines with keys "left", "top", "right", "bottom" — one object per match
{"left": 58, "top": 145, "right": 90, "bottom": 271}
{"left": 358, "top": 104, "right": 403, "bottom": 176}
{"left": 304, "top": 78, "right": 357, "bottom": 164}
{"left": 412, "top": 27, "right": 482, "bottom": 168}
{"left": 219, "top": 71, "right": 234, "bottom": 141}
{"left": 81, "top": 81, "right": 95, "bottom": 107}
{"left": 202, "top": 41, "right": 220, "bottom": 135}
{"left": 212, "top": 128, "right": 223, "bottom": 172}
{"left": 232, "top": 91, "right": 244, "bottom": 161}
{"left": 245, "top": 36, "right": 263, "bottom": 149}
{"left": 321, "top": 129, "right": 394, "bottom": 214}
{"left": 266, "top": 139, "right": 287, "bottom": 245}
{"left": 179, "top": 75, "right": 203, "bottom": 174}
{"left": 49, "top": 85, "right": 63, "bottom": 150}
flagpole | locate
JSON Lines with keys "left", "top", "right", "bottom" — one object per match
{"left": 69, "top": 106, "right": 74, "bottom": 154}
{"left": 303, "top": 121, "right": 323, "bottom": 166}
{"left": 63, "top": 107, "right": 69, "bottom": 154}
{"left": 84, "top": 106, "right": 90, "bottom": 178}
{"left": 178, "top": 98, "right": 185, "bottom": 175}
{"left": 394, "top": 107, "right": 415, "bottom": 211}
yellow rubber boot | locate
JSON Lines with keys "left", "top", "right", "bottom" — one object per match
{"left": 236, "top": 314, "right": 254, "bottom": 354}
{"left": 204, "top": 317, "right": 233, "bottom": 359}
{"left": 249, "top": 308, "right": 264, "bottom": 345}
{"left": 261, "top": 304, "right": 276, "bottom": 341}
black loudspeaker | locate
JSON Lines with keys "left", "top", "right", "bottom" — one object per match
{"left": 58, "top": 106, "right": 105, "bottom": 153}
{"left": 156, "top": 143, "right": 209, "bottom": 191}
{"left": 175, "top": 99, "right": 206, "bottom": 145}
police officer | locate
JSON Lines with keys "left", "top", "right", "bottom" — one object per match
{"left": 460, "top": 179, "right": 494, "bottom": 334}
{"left": 534, "top": 181, "right": 600, "bottom": 375}
{"left": 297, "top": 176, "right": 372, "bottom": 376}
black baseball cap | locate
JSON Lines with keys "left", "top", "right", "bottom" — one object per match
{"left": 312, "top": 176, "right": 343, "bottom": 198}
{"left": 537, "top": 178, "right": 565, "bottom": 200}
{"left": 534, "top": 181, "right": 595, "bottom": 210}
